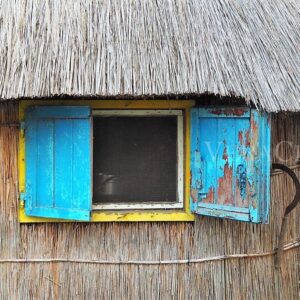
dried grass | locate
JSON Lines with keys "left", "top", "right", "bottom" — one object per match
{"left": 0, "top": 102, "right": 299, "bottom": 299}
{"left": 0, "top": 1, "right": 299, "bottom": 112}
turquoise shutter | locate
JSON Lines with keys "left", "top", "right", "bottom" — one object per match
{"left": 190, "top": 108, "right": 271, "bottom": 223}
{"left": 24, "top": 106, "right": 92, "bottom": 221}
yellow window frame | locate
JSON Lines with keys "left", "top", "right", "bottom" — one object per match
{"left": 19, "top": 100, "right": 195, "bottom": 222}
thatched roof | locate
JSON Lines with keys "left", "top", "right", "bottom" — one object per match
{"left": 0, "top": 0, "right": 299, "bottom": 112}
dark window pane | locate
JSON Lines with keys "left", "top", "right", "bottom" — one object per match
{"left": 93, "top": 116, "right": 177, "bottom": 203}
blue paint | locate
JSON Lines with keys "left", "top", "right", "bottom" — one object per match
{"left": 36, "top": 120, "right": 54, "bottom": 208}
{"left": 190, "top": 111, "right": 200, "bottom": 211}
{"left": 54, "top": 119, "right": 73, "bottom": 208}
{"left": 248, "top": 110, "right": 271, "bottom": 223}
{"left": 72, "top": 119, "right": 92, "bottom": 209}
{"left": 190, "top": 107, "right": 271, "bottom": 223}
{"left": 197, "top": 202, "right": 250, "bottom": 213}
{"left": 197, "top": 108, "right": 251, "bottom": 118}
{"left": 24, "top": 106, "right": 92, "bottom": 221}
{"left": 236, "top": 164, "right": 247, "bottom": 199}
{"left": 196, "top": 207, "right": 251, "bottom": 222}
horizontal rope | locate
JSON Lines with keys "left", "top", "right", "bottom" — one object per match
{"left": 0, "top": 239, "right": 298, "bottom": 265}
{"left": 0, "top": 122, "right": 19, "bottom": 127}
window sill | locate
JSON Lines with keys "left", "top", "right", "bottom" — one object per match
{"left": 18, "top": 206, "right": 195, "bottom": 223}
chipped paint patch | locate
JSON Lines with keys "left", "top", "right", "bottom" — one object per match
{"left": 202, "top": 187, "right": 215, "bottom": 203}
{"left": 238, "top": 131, "right": 243, "bottom": 144}
{"left": 235, "top": 164, "right": 249, "bottom": 208}
{"left": 209, "top": 108, "right": 248, "bottom": 116}
{"left": 217, "top": 162, "right": 234, "bottom": 205}
{"left": 191, "top": 188, "right": 198, "bottom": 203}
{"left": 245, "top": 131, "right": 250, "bottom": 147}
{"left": 250, "top": 117, "right": 259, "bottom": 156}
{"left": 222, "top": 146, "right": 228, "bottom": 160}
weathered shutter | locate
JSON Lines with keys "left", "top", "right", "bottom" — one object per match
{"left": 24, "top": 106, "right": 92, "bottom": 221}
{"left": 190, "top": 108, "right": 271, "bottom": 223}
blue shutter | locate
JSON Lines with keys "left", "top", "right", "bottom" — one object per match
{"left": 190, "top": 108, "right": 271, "bottom": 223}
{"left": 24, "top": 106, "right": 92, "bottom": 221}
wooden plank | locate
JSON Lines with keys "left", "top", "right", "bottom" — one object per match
{"left": 54, "top": 120, "right": 73, "bottom": 208}
{"left": 24, "top": 106, "right": 92, "bottom": 221}
{"left": 191, "top": 107, "right": 271, "bottom": 223}
{"left": 72, "top": 118, "right": 92, "bottom": 211}
{"left": 36, "top": 120, "right": 54, "bottom": 208}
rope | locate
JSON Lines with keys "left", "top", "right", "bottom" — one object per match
{"left": 0, "top": 122, "right": 19, "bottom": 127}
{"left": 0, "top": 239, "right": 298, "bottom": 265}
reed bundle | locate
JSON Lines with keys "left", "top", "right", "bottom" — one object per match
{"left": 0, "top": 0, "right": 299, "bottom": 112}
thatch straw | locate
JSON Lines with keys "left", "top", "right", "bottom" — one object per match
{"left": 0, "top": 0, "right": 299, "bottom": 112}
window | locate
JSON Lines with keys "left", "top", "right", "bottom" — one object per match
{"left": 92, "top": 110, "right": 184, "bottom": 209}
{"left": 19, "top": 101, "right": 271, "bottom": 223}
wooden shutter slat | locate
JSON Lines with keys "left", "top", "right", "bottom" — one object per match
{"left": 191, "top": 107, "right": 271, "bottom": 223}
{"left": 24, "top": 106, "right": 92, "bottom": 221}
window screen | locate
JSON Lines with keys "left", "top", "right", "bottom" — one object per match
{"left": 93, "top": 116, "right": 178, "bottom": 204}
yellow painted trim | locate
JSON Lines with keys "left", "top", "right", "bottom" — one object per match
{"left": 184, "top": 109, "right": 191, "bottom": 213}
{"left": 19, "top": 207, "right": 195, "bottom": 223}
{"left": 18, "top": 100, "right": 195, "bottom": 223}
{"left": 18, "top": 125, "right": 25, "bottom": 194}
{"left": 19, "top": 100, "right": 195, "bottom": 120}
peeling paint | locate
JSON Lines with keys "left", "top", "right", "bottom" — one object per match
{"left": 191, "top": 188, "right": 198, "bottom": 203}
{"left": 236, "top": 164, "right": 246, "bottom": 199}
{"left": 202, "top": 187, "right": 215, "bottom": 203}
{"left": 250, "top": 117, "right": 259, "bottom": 156}
{"left": 222, "top": 146, "right": 228, "bottom": 161}
{"left": 209, "top": 108, "right": 248, "bottom": 116}
{"left": 237, "top": 130, "right": 248, "bottom": 156}
{"left": 235, "top": 164, "right": 249, "bottom": 208}
{"left": 245, "top": 131, "right": 251, "bottom": 147}
{"left": 238, "top": 131, "right": 243, "bottom": 144}
{"left": 191, "top": 107, "right": 270, "bottom": 223}
{"left": 217, "top": 162, "right": 234, "bottom": 205}
{"left": 238, "top": 129, "right": 251, "bottom": 148}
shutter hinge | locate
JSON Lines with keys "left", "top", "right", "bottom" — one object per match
{"left": 20, "top": 192, "right": 26, "bottom": 207}
{"left": 20, "top": 122, "right": 25, "bottom": 137}
{"left": 20, "top": 192, "right": 26, "bottom": 200}
{"left": 20, "top": 185, "right": 32, "bottom": 209}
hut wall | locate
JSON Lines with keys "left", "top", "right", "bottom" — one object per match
{"left": 0, "top": 102, "right": 299, "bottom": 299}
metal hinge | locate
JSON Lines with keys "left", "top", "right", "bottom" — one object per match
{"left": 20, "top": 184, "right": 32, "bottom": 210}
{"left": 19, "top": 192, "right": 26, "bottom": 208}
{"left": 20, "top": 192, "right": 26, "bottom": 201}
{"left": 20, "top": 122, "right": 25, "bottom": 137}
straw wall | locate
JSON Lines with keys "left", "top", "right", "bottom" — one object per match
{"left": 0, "top": 102, "right": 299, "bottom": 299}
{"left": 1, "top": 0, "right": 300, "bottom": 112}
